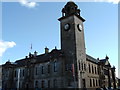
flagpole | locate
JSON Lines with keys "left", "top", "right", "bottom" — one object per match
{"left": 30, "top": 43, "right": 32, "bottom": 53}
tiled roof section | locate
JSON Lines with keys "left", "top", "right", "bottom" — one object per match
{"left": 86, "top": 54, "right": 99, "bottom": 64}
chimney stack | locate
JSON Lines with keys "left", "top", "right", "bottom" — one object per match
{"left": 34, "top": 51, "right": 37, "bottom": 56}
{"left": 45, "top": 47, "right": 49, "bottom": 54}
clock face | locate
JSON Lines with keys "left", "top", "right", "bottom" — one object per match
{"left": 77, "top": 24, "right": 82, "bottom": 31}
{"left": 64, "top": 23, "right": 70, "bottom": 31}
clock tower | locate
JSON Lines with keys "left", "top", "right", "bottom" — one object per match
{"left": 58, "top": 1, "right": 86, "bottom": 88}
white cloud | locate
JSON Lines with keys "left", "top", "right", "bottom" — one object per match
{"left": 19, "top": 0, "right": 37, "bottom": 8}
{"left": 94, "top": 0, "right": 119, "bottom": 4}
{"left": 0, "top": 41, "right": 16, "bottom": 57}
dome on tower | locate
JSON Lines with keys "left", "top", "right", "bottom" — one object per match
{"left": 62, "top": 1, "right": 80, "bottom": 17}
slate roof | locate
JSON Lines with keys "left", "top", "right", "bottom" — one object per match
{"left": 3, "top": 49, "right": 100, "bottom": 67}
{"left": 13, "top": 49, "right": 64, "bottom": 67}
{"left": 86, "top": 54, "right": 99, "bottom": 64}
{"left": 99, "top": 59, "right": 106, "bottom": 63}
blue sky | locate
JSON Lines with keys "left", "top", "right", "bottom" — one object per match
{"left": 1, "top": 2, "right": 118, "bottom": 77}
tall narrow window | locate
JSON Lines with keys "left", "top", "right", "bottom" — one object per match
{"left": 41, "top": 80, "right": 44, "bottom": 88}
{"left": 82, "top": 63, "right": 83, "bottom": 70}
{"left": 89, "top": 64, "right": 91, "bottom": 73}
{"left": 14, "top": 70, "right": 17, "bottom": 77}
{"left": 98, "top": 67, "right": 99, "bottom": 74}
{"left": 93, "top": 79, "right": 95, "bottom": 87}
{"left": 99, "top": 80, "right": 101, "bottom": 86}
{"left": 48, "top": 65, "right": 50, "bottom": 73}
{"left": 84, "top": 64, "right": 86, "bottom": 71}
{"left": 48, "top": 80, "right": 50, "bottom": 88}
{"left": 35, "top": 67, "right": 38, "bottom": 75}
{"left": 79, "top": 62, "right": 80, "bottom": 70}
{"left": 95, "top": 67, "right": 97, "bottom": 74}
{"left": 35, "top": 81, "right": 38, "bottom": 88}
{"left": 54, "top": 61, "right": 57, "bottom": 72}
{"left": 53, "top": 79, "right": 57, "bottom": 88}
{"left": 23, "top": 69, "right": 24, "bottom": 76}
{"left": 82, "top": 79, "right": 86, "bottom": 88}
{"left": 20, "top": 70, "right": 22, "bottom": 77}
{"left": 90, "top": 79, "right": 92, "bottom": 87}
{"left": 68, "top": 79, "right": 71, "bottom": 86}
{"left": 92, "top": 65, "right": 94, "bottom": 74}
{"left": 42, "top": 66, "right": 44, "bottom": 74}
{"left": 96, "top": 79, "right": 98, "bottom": 86}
